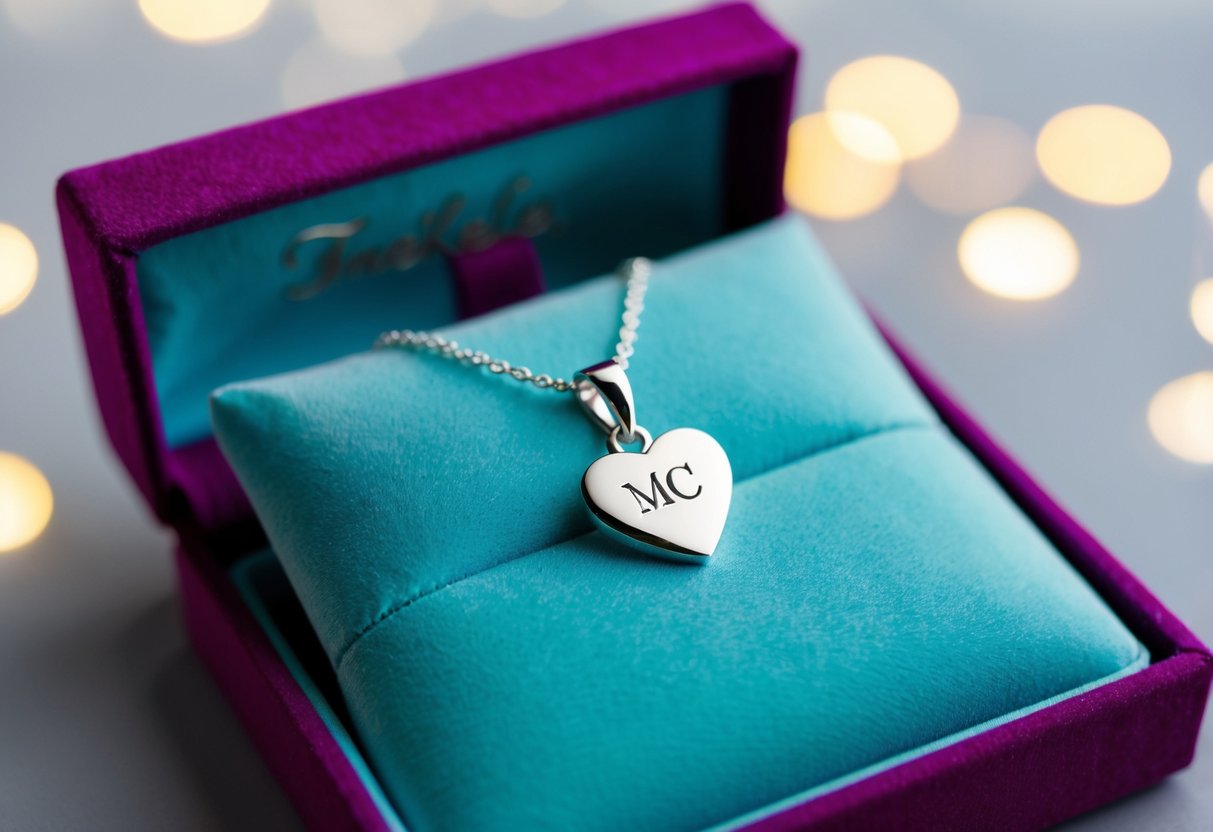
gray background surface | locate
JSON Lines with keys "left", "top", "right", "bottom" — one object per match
{"left": 0, "top": 0, "right": 1209, "bottom": 829}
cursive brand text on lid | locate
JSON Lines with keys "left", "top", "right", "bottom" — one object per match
{"left": 281, "top": 176, "right": 555, "bottom": 301}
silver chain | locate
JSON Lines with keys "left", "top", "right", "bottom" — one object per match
{"left": 373, "top": 257, "right": 651, "bottom": 393}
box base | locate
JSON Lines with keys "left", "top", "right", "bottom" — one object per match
{"left": 177, "top": 532, "right": 1208, "bottom": 831}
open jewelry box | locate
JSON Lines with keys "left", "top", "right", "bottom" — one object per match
{"left": 57, "top": 4, "right": 1210, "bottom": 830}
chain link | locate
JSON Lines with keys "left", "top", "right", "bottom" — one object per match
{"left": 373, "top": 257, "right": 651, "bottom": 394}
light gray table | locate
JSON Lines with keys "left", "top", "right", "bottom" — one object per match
{"left": 1, "top": 1, "right": 1208, "bottom": 829}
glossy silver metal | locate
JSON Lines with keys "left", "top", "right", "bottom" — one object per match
{"left": 575, "top": 358, "right": 639, "bottom": 442}
{"left": 372, "top": 256, "right": 651, "bottom": 395}
{"left": 581, "top": 427, "right": 733, "bottom": 563}
{"left": 372, "top": 254, "right": 736, "bottom": 563}
{"left": 606, "top": 424, "right": 652, "bottom": 454}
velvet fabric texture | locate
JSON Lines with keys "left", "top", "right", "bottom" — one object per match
{"left": 55, "top": 2, "right": 796, "bottom": 529}
{"left": 57, "top": 4, "right": 1209, "bottom": 828}
{"left": 211, "top": 217, "right": 1146, "bottom": 830}
{"left": 138, "top": 86, "right": 729, "bottom": 448}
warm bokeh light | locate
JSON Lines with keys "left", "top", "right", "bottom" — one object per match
{"left": 906, "top": 115, "right": 1034, "bottom": 215}
{"left": 0, "top": 452, "right": 53, "bottom": 553}
{"left": 824, "top": 111, "right": 902, "bottom": 165}
{"left": 487, "top": 0, "right": 566, "bottom": 16}
{"left": 1148, "top": 372, "right": 1213, "bottom": 464}
{"left": 0, "top": 223, "right": 38, "bottom": 315}
{"left": 1036, "top": 105, "right": 1170, "bottom": 206}
{"left": 2, "top": 0, "right": 88, "bottom": 36}
{"left": 281, "top": 42, "right": 407, "bottom": 110}
{"left": 1198, "top": 163, "right": 1213, "bottom": 221}
{"left": 784, "top": 112, "right": 901, "bottom": 221}
{"left": 958, "top": 207, "right": 1079, "bottom": 300}
{"left": 313, "top": 0, "right": 433, "bottom": 56}
{"left": 138, "top": 0, "right": 270, "bottom": 44}
{"left": 824, "top": 55, "right": 960, "bottom": 161}
{"left": 1191, "top": 279, "right": 1213, "bottom": 345}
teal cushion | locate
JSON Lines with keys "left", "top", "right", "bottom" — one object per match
{"left": 140, "top": 87, "right": 729, "bottom": 448}
{"left": 211, "top": 216, "right": 1145, "bottom": 830}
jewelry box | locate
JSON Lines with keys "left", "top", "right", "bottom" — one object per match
{"left": 57, "top": 4, "right": 1211, "bottom": 829}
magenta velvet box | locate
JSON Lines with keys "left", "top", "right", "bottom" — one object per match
{"left": 56, "top": 3, "right": 1210, "bottom": 830}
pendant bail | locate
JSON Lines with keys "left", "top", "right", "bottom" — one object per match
{"left": 575, "top": 358, "right": 638, "bottom": 441}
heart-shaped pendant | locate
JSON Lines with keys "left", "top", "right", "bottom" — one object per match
{"left": 582, "top": 427, "right": 732, "bottom": 562}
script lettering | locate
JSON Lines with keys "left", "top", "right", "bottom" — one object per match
{"left": 280, "top": 176, "right": 555, "bottom": 301}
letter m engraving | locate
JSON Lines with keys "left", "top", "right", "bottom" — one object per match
{"left": 621, "top": 472, "right": 675, "bottom": 514}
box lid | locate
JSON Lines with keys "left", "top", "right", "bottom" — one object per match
{"left": 57, "top": 2, "right": 797, "bottom": 547}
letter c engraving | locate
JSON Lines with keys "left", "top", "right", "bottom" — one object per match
{"left": 665, "top": 462, "right": 702, "bottom": 501}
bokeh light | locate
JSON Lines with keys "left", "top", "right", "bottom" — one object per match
{"left": 958, "top": 207, "right": 1079, "bottom": 300}
{"left": 824, "top": 111, "right": 902, "bottom": 165}
{"left": 906, "top": 115, "right": 1034, "bottom": 215}
{"left": 784, "top": 112, "right": 901, "bottom": 221}
{"left": 1198, "top": 163, "right": 1213, "bottom": 221}
{"left": 487, "top": 0, "right": 565, "bottom": 16}
{"left": 1036, "top": 105, "right": 1170, "bottom": 206}
{"left": 281, "top": 41, "right": 407, "bottom": 110}
{"left": 0, "top": 452, "right": 53, "bottom": 554}
{"left": 138, "top": 0, "right": 271, "bottom": 44}
{"left": 0, "top": 223, "right": 38, "bottom": 315}
{"left": 2, "top": 0, "right": 93, "bottom": 37}
{"left": 312, "top": 0, "right": 433, "bottom": 56}
{"left": 824, "top": 56, "right": 960, "bottom": 161}
{"left": 1191, "top": 279, "right": 1213, "bottom": 345}
{"left": 1148, "top": 372, "right": 1213, "bottom": 464}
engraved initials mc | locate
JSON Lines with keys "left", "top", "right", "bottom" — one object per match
{"left": 620, "top": 462, "right": 703, "bottom": 514}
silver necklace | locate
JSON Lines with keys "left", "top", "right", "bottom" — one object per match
{"left": 374, "top": 258, "right": 732, "bottom": 563}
